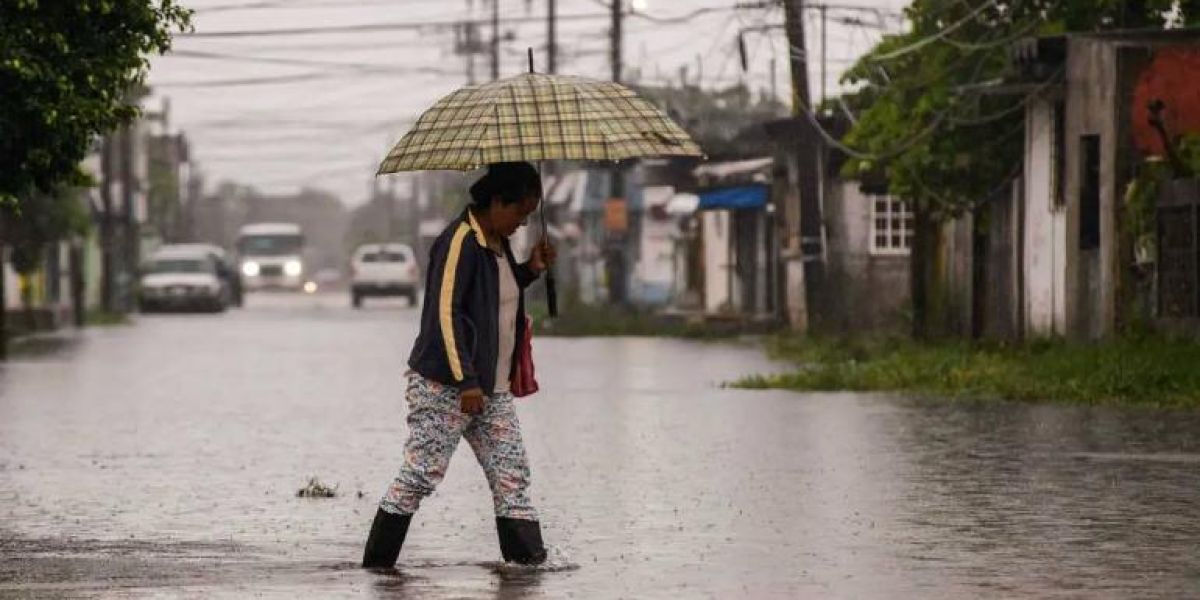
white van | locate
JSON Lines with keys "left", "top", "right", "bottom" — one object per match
{"left": 237, "top": 223, "right": 306, "bottom": 291}
{"left": 350, "top": 243, "right": 420, "bottom": 307}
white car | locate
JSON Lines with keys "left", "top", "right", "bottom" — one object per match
{"left": 139, "top": 248, "right": 230, "bottom": 313}
{"left": 163, "top": 243, "right": 243, "bottom": 306}
{"left": 350, "top": 243, "right": 421, "bottom": 307}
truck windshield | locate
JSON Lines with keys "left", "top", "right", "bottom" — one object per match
{"left": 238, "top": 234, "right": 302, "bottom": 256}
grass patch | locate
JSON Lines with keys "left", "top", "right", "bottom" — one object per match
{"left": 86, "top": 310, "right": 131, "bottom": 327}
{"left": 529, "top": 302, "right": 734, "bottom": 339}
{"left": 733, "top": 335, "right": 1200, "bottom": 407}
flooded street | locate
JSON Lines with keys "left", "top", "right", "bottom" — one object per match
{"left": 1, "top": 293, "right": 1198, "bottom": 598}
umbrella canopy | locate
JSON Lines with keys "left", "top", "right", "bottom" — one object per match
{"left": 377, "top": 72, "right": 702, "bottom": 173}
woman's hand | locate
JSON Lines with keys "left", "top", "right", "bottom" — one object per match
{"left": 529, "top": 239, "right": 557, "bottom": 273}
{"left": 460, "top": 387, "right": 485, "bottom": 415}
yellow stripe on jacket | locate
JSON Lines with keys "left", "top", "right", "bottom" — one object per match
{"left": 440, "top": 223, "right": 472, "bottom": 382}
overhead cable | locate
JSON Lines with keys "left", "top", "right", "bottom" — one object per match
{"left": 180, "top": 12, "right": 619, "bottom": 38}
{"left": 166, "top": 49, "right": 458, "bottom": 75}
{"left": 868, "top": 0, "right": 998, "bottom": 62}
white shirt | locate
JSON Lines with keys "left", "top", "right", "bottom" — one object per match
{"left": 492, "top": 253, "right": 519, "bottom": 394}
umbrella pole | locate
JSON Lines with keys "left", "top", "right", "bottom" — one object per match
{"left": 528, "top": 48, "right": 559, "bottom": 318}
{"left": 537, "top": 161, "right": 559, "bottom": 318}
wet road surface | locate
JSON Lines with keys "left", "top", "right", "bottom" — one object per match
{"left": 2, "top": 292, "right": 1199, "bottom": 598}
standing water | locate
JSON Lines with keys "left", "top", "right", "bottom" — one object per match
{"left": 1, "top": 294, "right": 1198, "bottom": 598}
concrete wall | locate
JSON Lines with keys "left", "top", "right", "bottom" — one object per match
{"left": 1064, "top": 37, "right": 1122, "bottom": 340}
{"left": 702, "top": 210, "right": 733, "bottom": 313}
{"left": 981, "top": 183, "right": 1022, "bottom": 340}
{"left": 816, "top": 180, "right": 911, "bottom": 334}
{"left": 1023, "top": 98, "right": 1069, "bottom": 336}
{"left": 633, "top": 186, "right": 676, "bottom": 306}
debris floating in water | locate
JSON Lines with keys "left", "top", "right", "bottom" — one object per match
{"left": 296, "top": 477, "right": 337, "bottom": 498}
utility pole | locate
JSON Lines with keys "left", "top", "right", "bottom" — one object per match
{"left": 610, "top": 0, "right": 621, "bottom": 82}
{"left": 782, "top": 0, "right": 822, "bottom": 332}
{"left": 467, "top": 23, "right": 477, "bottom": 84}
{"left": 386, "top": 178, "right": 396, "bottom": 242}
{"left": 99, "top": 134, "right": 115, "bottom": 313}
{"left": 491, "top": 0, "right": 501, "bottom": 80}
{"left": 607, "top": 0, "right": 627, "bottom": 305}
{"left": 770, "top": 56, "right": 778, "bottom": 102}
{"left": 819, "top": 4, "right": 827, "bottom": 102}
{"left": 120, "top": 119, "right": 137, "bottom": 314}
{"left": 455, "top": 16, "right": 481, "bottom": 84}
{"left": 547, "top": 0, "right": 557, "bottom": 74}
{"left": 0, "top": 216, "right": 7, "bottom": 360}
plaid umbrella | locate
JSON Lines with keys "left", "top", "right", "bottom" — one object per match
{"left": 376, "top": 72, "right": 702, "bottom": 173}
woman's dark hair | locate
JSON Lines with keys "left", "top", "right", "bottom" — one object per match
{"left": 469, "top": 162, "right": 542, "bottom": 209}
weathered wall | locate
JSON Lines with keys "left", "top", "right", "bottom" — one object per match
{"left": 981, "top": 183, "right": 1022, "bottom": 340}
{"left": 1023, "top": 98, "right": 1069, "bottom": 336}
{"left": 702, "top": 210, "right": 733, "bottom": 313}
{"left": 816, "top": 180, "right": 911, "bottom": 334}
{"left": 1065, "top": 36, "right": 1120, "bottom": 340}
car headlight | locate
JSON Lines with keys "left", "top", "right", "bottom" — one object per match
{"left": 284, "top": 260, "right": 303, "bottom": 277}
{"left": 242, "top": 261, "right": 260, "bottom": 277}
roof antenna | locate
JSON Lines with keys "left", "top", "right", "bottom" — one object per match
{"left": 528, "top": 47, "right": 535, "bottom": 74}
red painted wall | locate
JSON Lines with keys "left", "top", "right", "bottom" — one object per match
{"left": 1131, "top": 47, "right": 1200, "bottom": 156}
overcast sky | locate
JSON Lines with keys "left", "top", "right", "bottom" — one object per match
{"left": 146, "top": 0, "right": 910, "bottom": 206}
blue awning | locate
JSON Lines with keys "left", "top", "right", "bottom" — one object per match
{"left": 697, "top": 184, "right": 768, "bottom": 210}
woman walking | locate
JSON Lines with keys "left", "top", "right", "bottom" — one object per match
{"left": 362, "top": 161, "right": 556, "bottom": 568}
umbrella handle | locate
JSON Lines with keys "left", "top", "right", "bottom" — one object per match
{"left": 546, "top": 270, "right": 558, "bottom": 318}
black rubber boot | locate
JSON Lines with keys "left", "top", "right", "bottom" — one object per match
{"left": 495, "top": 517, "right": 547, "bottom": 565}
{"left": 362, "top": 508, "right": 413, "bottom": 569}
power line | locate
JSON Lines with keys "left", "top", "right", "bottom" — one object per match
{"left": 869, "top": 0, "right": 998, "bottom": 62}
{"left": 173, "top": 37, "right": 445, "bottom": 52}
{"left": 628, "top": 3, "right": 774, "bottom": 24}
{"left": 166, "top": 49, "right": 461, "bottom": 75}
{"left": 185, "top": 3, "right": 777, "bottom": 39}
{"left": 193, "top": 0, "right": 452, "bottom": 13}
{"left": 947, "top": 67, "right": 1065, "bottom": 127}
{"left": 940, "top": 18, "right": 1040, "bottom": 51}
{"left": 179, "top": 12, "right": 618, "bottom": 38}
{"left": 155, "top": 72, "right": 332, "bottom": 87}
{"left": 153, "top": 65, "right": 458, "bottom": 87}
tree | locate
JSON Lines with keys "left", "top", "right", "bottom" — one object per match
{"left": 837, "top": 0, "right": 1198, "bottom": 337}
{"left": 3, "top": 187, "right": 90, "bottom": 329}
{"left": 0, "top": 0, "right": 192, "bottom": 205}
{"left": 0, "top": 0, "right": 190, "bottom": 356}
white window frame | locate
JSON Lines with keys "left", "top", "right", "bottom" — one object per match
{"left": 869, "top": 195, "right": 913, "bottom": 256}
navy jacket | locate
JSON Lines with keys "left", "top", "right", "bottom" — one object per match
{"left": 408, "top": 208, "right": 540, "bottom": 395}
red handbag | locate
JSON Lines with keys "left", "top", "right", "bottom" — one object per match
{"left": 511, "top": 314, "right": 539, "bottom": 397}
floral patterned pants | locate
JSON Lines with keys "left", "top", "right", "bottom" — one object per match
{"left": 379, "top": 373, "right": 538, "bottom": 521}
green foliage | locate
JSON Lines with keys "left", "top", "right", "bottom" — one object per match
{"left": 733, "top": 335, "right": 1200, "bottom": 407}
{"left": 1123, "top": 134, "right": 1200, "bottom": 256}
{"left": 1123, "top": 158, "right": 1169, "bottom": 246}
{"left": 2, "top": 186, "right": 89, "bottom": 275}
{"left": 1179, "top": 133, "right": 1200, "bottom": 172}
{"left": 838, "top": 0, "right": 1194, "bottom": 219}
{"left": 86, "top": 309, "right": 132, "bottom": 327}
{"left": 0, "top": 0, "right": 192, "bottom": 205}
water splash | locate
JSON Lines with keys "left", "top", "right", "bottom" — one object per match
{"left": 490, "top": 545, "right": 579, "bottom": 574}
